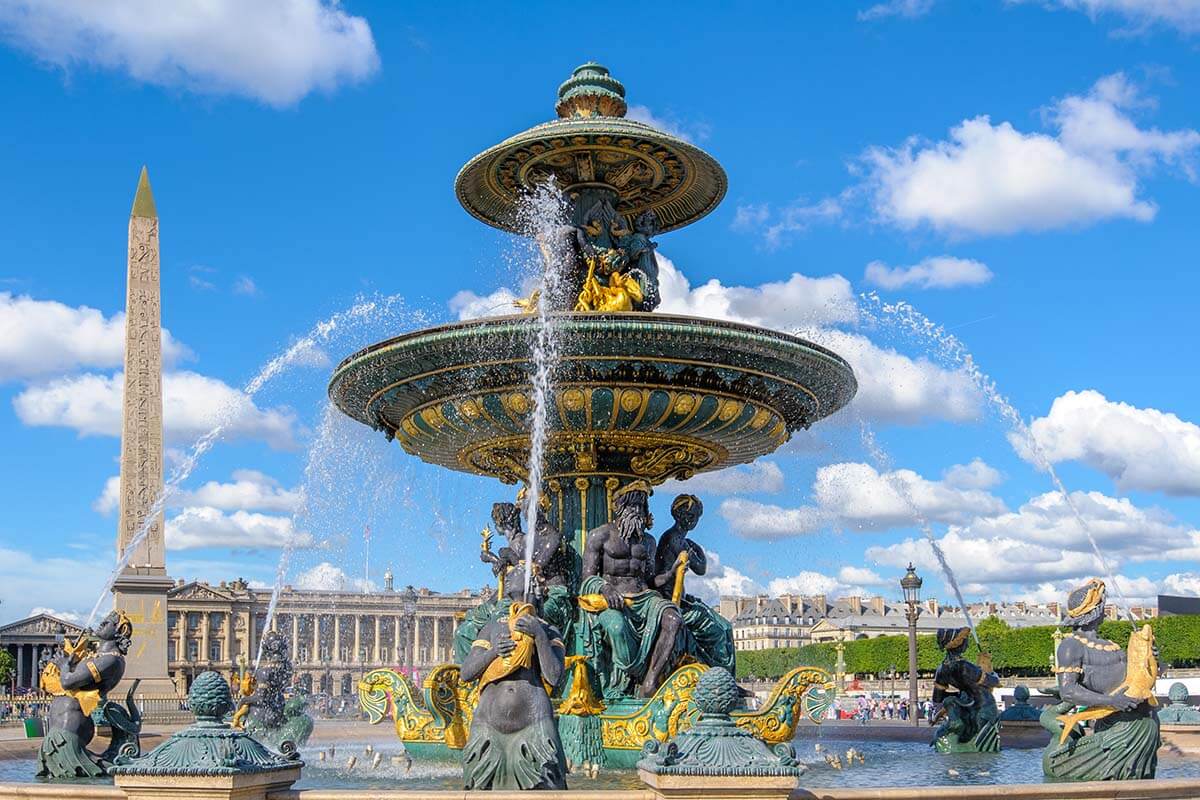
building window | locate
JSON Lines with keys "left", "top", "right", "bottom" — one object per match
{"left": 167, "top": 642, "right": 176, "bottom": 662}
{"left": 209, "top": 642, "right": 221, "bottom": 662}
{"left": 187, "top": 641, "right": 199, "bottom": 662}
{"left": 187, "top": 613, "right": 200, "bottom": 630}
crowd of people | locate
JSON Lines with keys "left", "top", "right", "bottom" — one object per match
{"left": 833, "top": 696, "right": 937, "bottom": 723}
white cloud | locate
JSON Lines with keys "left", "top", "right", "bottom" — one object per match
{"left": 1164, "top": 573, "right": 1200, "bottom": 596}
{"left": 0, "top": 0, "right": 380, "bottom": 106}
{"left": 719, "top": 460, "right": 1005, "bottom": 539}
{"left": 625, "top": 105, "right": 708, "bottom": 143}
{"left": 656, "top": 254, "right": 858, "bottom": 329}
{"left": 294, "top": 561, "right": 372, "bottom": 592}
{"left": 860, "top": 73, "right": 1199, "bottom": 236}
{"left": 0, "top": 292, "right": 188, "bottom": 381}
{"left": 97, "top": 469, "right": 302, "bottom": 516}
{"left": 28, "top": 606, "right": 83, "bottom": 624}
{"left": 13, "top": 370, "right": 299, "bottom": 449}
{"left": 449, "top": 287, "right": 521, "bottom": 321}
{"left": 165, "top": 506, "right": 311, "bottom": 551}
{"left": 864, "top": 256, "right": 993, "bottom": 290}
{"left": 942, "top": 458, "right": 1002, "bottom": 489}
{"left": 804, "top": 328, "right": 981, "bottom": 425}
{"left": 1024, "top": 0, "right": 1200, "bottom": 35}
{"left": 1023, "top": 389, "right": 1200, "bottom": 496}
{"left": 1005, "top": 574, "right": 1160, "bottom": 607}
{"left": 767, "top": 570, "right": 868, "bottom": 598}
{"left": 662, "top": 461, "right": 785, "bottom": 496}
{"left": 687, "top": 551, "right": 765, "bottom": 604}
{"left": 838, "top": 565, "right": 890, "bottom": 587}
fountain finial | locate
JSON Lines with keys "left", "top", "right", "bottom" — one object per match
{"left": 556, "top": 62, "right": 627, "bottom": 119}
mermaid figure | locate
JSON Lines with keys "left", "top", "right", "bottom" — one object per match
{"left": 1041, "top": 578, "right": 1161, "bottom": 781}
{"left": 37, "top": 610, "right": 139, "bottom": 778}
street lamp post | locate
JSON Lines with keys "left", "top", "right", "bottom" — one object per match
{"left": 901, "top": 563, "right": 923, "bottom": 727}
{"left": 401, "top": 585, "right": 418, "bottom": 675}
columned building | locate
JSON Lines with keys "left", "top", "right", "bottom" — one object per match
{"left": 0, "top": 614, "right": 85, "bottom": 691}
{"left": 165, "top": 578, "right": 486, "bottom": 696}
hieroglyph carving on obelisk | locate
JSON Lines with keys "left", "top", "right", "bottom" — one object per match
{"left": 117, "top": 166, "right": 165, "bottom": 572}
{"left": 113, "top": 167, "right": 176, "bottom": 694}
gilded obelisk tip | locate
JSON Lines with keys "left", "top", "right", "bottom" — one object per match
{"left": 131, "top": 166, "right": 157, "bottom": 219}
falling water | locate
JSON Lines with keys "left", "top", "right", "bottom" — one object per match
{"left": 860, "top": 293, "right": 1130, "bottom": 612}
{"left": 87, "top": 295, "right": 407, "bottom": 626}
{"left": 858, "top": 419, "right": 978, "bottom": 646}
{"left": 514, "top": 183, "right": 570, "bottom": 600}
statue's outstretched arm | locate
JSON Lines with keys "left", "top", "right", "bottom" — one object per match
{"left": 685, "top": 538, "right": 707, "bottom": 575}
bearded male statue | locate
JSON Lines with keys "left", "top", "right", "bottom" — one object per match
{"left": 579, "top": 481, "right": 684, "bottom": 698}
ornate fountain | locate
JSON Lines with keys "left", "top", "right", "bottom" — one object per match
{"left": 332, "top": 63, "right": 853, "bottom": 769}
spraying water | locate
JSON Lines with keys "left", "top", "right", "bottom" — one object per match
{"left": 858, "top": 419, "right": 978, "bottom": 647}
{"left": 88, "top": 295, "right": 406, "bottom": 626}
{"left": 859, "top": 293, "right": 1129, "bottom": 613}
{"left": 513, "top": 183, "right": 570, "bottom": 601}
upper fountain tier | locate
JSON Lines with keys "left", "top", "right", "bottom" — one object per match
{"left": 455, "top": 62, "right": 727, "bottom": 236}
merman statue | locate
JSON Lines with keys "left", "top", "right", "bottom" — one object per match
{"left": 231, "top": 630, "right": 312, "bottom": 751}
{"left": 1041, "top": 578, "right": 1161, "bottom": 781}
{"left": 460, "top": 599, "right": 567, "bottom": 790}
{"left": 654, "top": 494, "right": 734, "bottom": 671}
{"left": 579, "top": 480, "right": 685, "bottom": 698}
{"left": 931, "top": 626, "right": 1000, "bottom": 753}
{"left": 37, "top": 610, "right": 142, "bottom": 778}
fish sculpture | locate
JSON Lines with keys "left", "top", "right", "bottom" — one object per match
{"left": 1057, "top": 623, "right": 1158, "bottom": 745}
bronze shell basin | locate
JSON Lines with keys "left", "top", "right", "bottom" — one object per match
{"left": 328, "top": 313, "right": 856, "bottom": 487}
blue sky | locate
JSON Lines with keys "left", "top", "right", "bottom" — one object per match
{"left": 1, "top": 0, "right": 1199, "bottom": 622}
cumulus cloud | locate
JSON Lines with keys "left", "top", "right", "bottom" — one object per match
{"left": 13, "top": 370, "right": 299, "bottom": 448}
{"left": 0, "top": 293, "right": 188, "bottom": 381}
{"left": 864, "top": 256, "right": 993, "bottom": 290}
{"left": 687, "top": 551, "right": 766, "bottom": 604}
{"left": 860, "top": 73, "right": 1199, "bottom": 236}
{"left": 662, "top": 461, "right": 785, "bottom": 497}
{"left": 448, "top": 287, "right": 520, "bottom": 321}
{"left": 766, "top": 570, "right": 869, "bottom": 598}
{"left": 942, "top": 458, "right": 1002, "bottom": 489}
{"left": 29, "top": 606, "right": 84, "bottom": 624}
{"left": 626, "top": 105, "right": 708, "bottom": 143}
{"left": 655, "top": 254, "right": 858, "bottom": 329}
{"left": 165, "top": 506, "right": 311, "bottom": 551}
{"left": 1023, "top": 389, "right": 1200, "bottom": 496}
{"left": 0, "top": 0, "right": 380, "bottom": 106}
{"left": 804, "top": 328, "right": 981, "bottom": 424}
{"left": 1020, "top": 0, "right": 1200, "bottom": 35}
{"left": 294, "top": 561, "right": 372, "bottom": 592}
{"left": 96, "top": 469, "right": 302, "bottom": 515}
{"left": 838, "top": 565, "right": 890, "bottom": 587}
{"left": 720, "top": 460, "right": 1005, "bottom": 539}
{"left": 1164, "top": 573, "right": 1200, "bottom": 596}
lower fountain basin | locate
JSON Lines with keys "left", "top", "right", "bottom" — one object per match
{"left": 328, "top": 312, "right": 857, "bottom": 486}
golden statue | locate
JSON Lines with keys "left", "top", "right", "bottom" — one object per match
{"left": 575, "top": 254, "right": 643, "bottom": 313}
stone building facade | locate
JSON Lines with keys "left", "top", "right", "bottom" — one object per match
{"left": 721, "top": 594, "right": 1073, "bottom": 651}
{"left": 165, "top": 577, "right": 487, "bottom": 696}
{"left": 0, "top": 614, "right": 86, "bottom": 690}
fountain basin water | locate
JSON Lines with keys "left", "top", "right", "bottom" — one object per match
{"left": 329, "top": 312, "right": 856, "bottom": 490}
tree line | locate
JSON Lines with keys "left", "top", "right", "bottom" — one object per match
{"left": 735, "top": 614, "right": 1200, "bottom": 681}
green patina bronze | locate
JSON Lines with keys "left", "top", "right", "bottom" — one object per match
{"left": 1040, "top": 579, "right": 1161, "bottom": 782}
{"left": 998, "top": 685, "right": 1043, "bottom": 722}
{"left": 931, "top": 627, "right": 1001, "bottom": 754}
{"left": 111, "top": 671, "right": 301, "bottom": 777}
{"left": 638, "top": 667, "right": 804, "bottom": 777}
{"left": 1159, "top": 682, "right": 1200, "bottom": 724}
{"left": 334, "top": 62, "right": 853, "bottom": 774}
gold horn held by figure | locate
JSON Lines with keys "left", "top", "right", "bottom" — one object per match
{"left": 671, "top": 551, "right": 689, "bottom": 604}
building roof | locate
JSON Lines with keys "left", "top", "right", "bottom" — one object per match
{"left": 0, "top": 613, "right": 85, "bottom": 639}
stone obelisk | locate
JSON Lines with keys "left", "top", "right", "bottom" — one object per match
{"left": 112, "top": 167, "right": 177, "bottom": 696}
